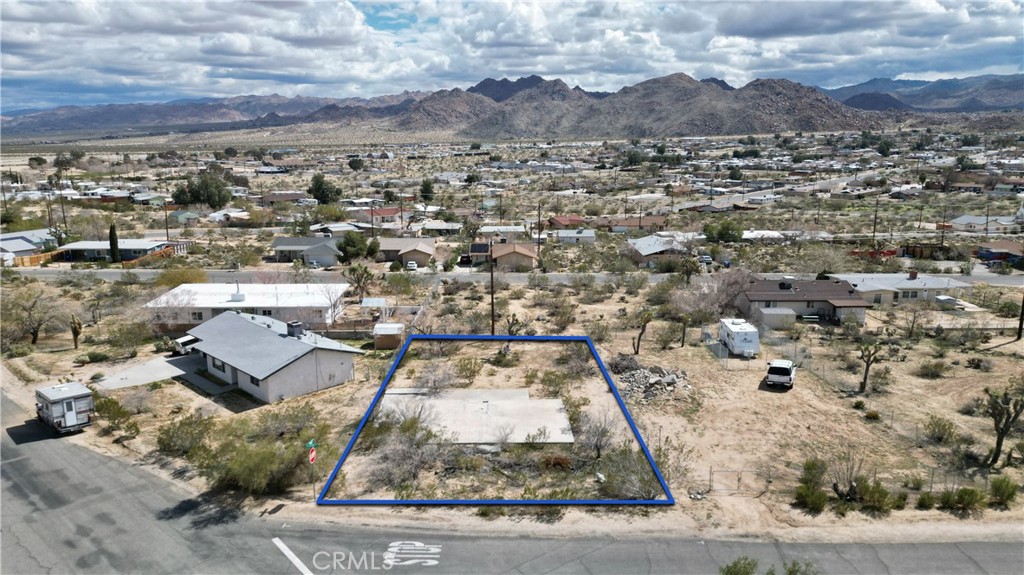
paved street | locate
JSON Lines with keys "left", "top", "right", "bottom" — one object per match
{"left": 3, "top": 389, "right": 1023, "bottom": 575}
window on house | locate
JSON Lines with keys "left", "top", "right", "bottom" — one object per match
{"left": 902, "top": 291, "right": 919, "bottom": 299}
{"left": 806, "top": 302, "right": 816, "bottom": 308}
{"left": 262, "top": 310, "right": 273, "bottom": 316}
{"left": 251, "top": 377, "right": 260, "bottom": 387}
{"left": 873, "top": 294, "right": 882, "bottom": 304}
{"left": 765, "top": 301, "right": 776, "bottom": 308}
{"left": 191, "top": 311, "right": 204, "bottom": 321}
{"left": 212, "top": 358, "right": 224, "bottom": 371}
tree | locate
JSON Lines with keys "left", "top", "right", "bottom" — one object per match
{"left": 856, "top": 339, "right": 885, "bottom": 394}
{"left": 336, "top": 231, "right": 368, "bottom": 264}
{"left": 3, "top": 285, "right": 64, "bottom": 345}
{"left": 307, "top": 173, "right": 341, "bottom": 205}
{"left": 728, "top": 166, "right": 743, "bottom": 180}
{"left": 704, "top": 219, "right": 742, "bottom": 243}
{"left": 419, "top": 178, "right": 434, "bottom": 202}
{"left": 347, "top": 158, "right": 364, "bottom": 171}
{"left": 28, "top": 156, "right": 47, "bottom": 169}
{"left": 893, "top": 301, "right": 934, "bottom": 339}
{"left": 108, "top": 223, "right": 121, "bottom": 263}
{"left": 677, "top": 257, "right": 703, "bottom": 285}
{"left": 224, "top": 147, "right": 238, "bottom": 158}
{"left": 366, "top": 238, "right": 380, "bottom": 259}
{"left": 631, "top": 310, "right": 654, "bottom": 355}
{"left": 579, "top": 410, "right": 617, "bottom": 460}
{"left": 982, "top": 375, "right": 1024, "bottom": 468}
{"left": 342, "top": 263, "right": 375, "bottom": 301}
{"left": 464, "top": 173, "right": 481, "bottom": 185}
{"left": 669, "top": 288, "right": 717, "bottom": 346}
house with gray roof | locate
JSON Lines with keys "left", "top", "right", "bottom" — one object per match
{"left": 186, "top": 311, "right": 363, "bottom": 403}
{"left": 736, "top": 278, "right": 871, "bottom": 325}
{"left": 829, "top": 271, "right": 971, "bottom": 306}
{"left": 270, "top": 236, "right": 339, "bottom": 265}
{"left": 627, "top": 231, "right": 702, "bottom": 268}
{"left": 554, "top": 228, "right": 596, "bottom": 245}
{"left": 58, "top": 240, "right": 171, "bottom": 262}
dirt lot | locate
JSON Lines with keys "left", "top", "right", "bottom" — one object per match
{"left": 2, "top": 278, "right": 1023, "bottom": 543}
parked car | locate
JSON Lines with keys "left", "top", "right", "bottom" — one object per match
{"left": 765, "top": 359, "right": 797, "bottom": 387}
{"left": 406, "top": 261, "right": 418, "bottom": 271}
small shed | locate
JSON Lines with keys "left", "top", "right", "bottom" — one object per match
{"left": 35, "top": 382, "right": 95, "bottom": 433}
{"left": 934, "top": 295, "right": 959, "bottom": 310}
{"left": 753, "top": 307, "right": 797, "bottom": 330}
{"left": 373, "top": 322, "right": 405, "bottom": 350}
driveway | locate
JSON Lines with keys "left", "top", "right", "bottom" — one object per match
{"left": 97, "top": 354, "right": 203, "bottom": 390}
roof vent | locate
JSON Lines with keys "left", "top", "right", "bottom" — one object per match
{"left": 779, "top": 281, "right": 792, "bottom": 290}
{"left": 286, "top": 321, "right": 305, "bottom": 338}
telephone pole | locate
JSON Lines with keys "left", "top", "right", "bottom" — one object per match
{"left": 489, "top": 240, "right": 496, "bottom": 336}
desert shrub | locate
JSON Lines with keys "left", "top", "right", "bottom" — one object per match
{"left": 486, "top": 349, "right": 518, "bottom": 368}
{"left": 555, "top": 342, "right": 595, "bottom": 378}
{"left": 527, "top": 273, "right": 550, "bottom": 290}
{"left": 864, "top": 410, "right": 881, "bottom": 422}
{"left": 6, "top": 343, "right": 33, "bottom": 358}
{"left": 916, "top": 360, "right": 950, "bottom": 379}
{"left": 852, "top": 399, "right": 866, "bottom": 411}
{"left": 540, "top": 452, "right": 572, "bottom": 471}
{"left": 941, "top": 487, "right": 987, "bottom": 517}
{"left": 958, "top": 397, "right": 987, "bottom": 417}
{"left": 94, "top": 395, "right": 136, "bottom": 436}
{"left": 994, "top": 300, "right": 1021, "bottom": 318}
{"left": 988, "top": 476, "right": 1018, "bottom": 507}
{"left": 858, "top": 478, "right": 893, "bottom": 515}
{"left": 654, "top": 325, "right": 680, "bottom": 350}
{"left": 540, "top": 371, "right": 569, "bottom": 397}
{"left": 597, "top": 441, "right": 665, "bottom": 500}
{"left": 794, "top": 457, "right": 829, "bottom": 514}
{"left": 588, "top": 321, "right": 611, "bottom": 343}
{"left": 925, "top": 415, "right": 957, "bottom": 444}
{"left": 154, "top": 337, "right": 176, "bottom": 353}
{"left": 569, "top": 273, "right": 596, "bottom": 291}
{"left": 916, "top": 491, "right": 936, "bottom": 509}
{"left": 157, "top": 409, "right": 215, "bottom": 460}
{"left": 719, "top": 556, "right": 759, "bottom": 575}
{"left": 607, "top": 353, "right": 641, "bottom": 374}
{"left": 902, "top": 475, "right": 924, "bottom": 491}
{"left": 389, "top": 260, "right": 403, "bottom": 272}
{"left": 454, "top": 357, "right": 484, "bottom": 383}
{"left": 121, "top": 388, "right": 150, "bottom": 415}
{"left": 893, "top": 491, "right": 909, "bottom": 510}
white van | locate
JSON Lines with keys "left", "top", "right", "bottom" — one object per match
{"left": 173, "top": 334, "right": 200, "bottom": 356}
{"left": 766, "top": 359, "right": 796, "bottom": 387}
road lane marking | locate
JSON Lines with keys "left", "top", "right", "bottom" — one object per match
{"left": 273, "top": 537, "right": 314, "bottom": 575}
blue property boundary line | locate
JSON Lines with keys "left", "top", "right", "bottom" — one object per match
{"left": 317, "top": 334, "right": 675, "bottom": 506}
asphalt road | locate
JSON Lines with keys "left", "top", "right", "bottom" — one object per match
{"left": 3, "top": 390, "right": 1023, "bottom": 575}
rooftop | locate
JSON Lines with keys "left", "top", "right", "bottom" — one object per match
{"left": 146, "top": 283, "right": 349, "bottom": 310}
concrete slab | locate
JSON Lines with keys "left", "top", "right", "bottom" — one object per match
{"left": 379, "top": 389, "right": 573, "bottom": 444}
{"left": 98, "top": 355, "right": 197, "bottom": 390}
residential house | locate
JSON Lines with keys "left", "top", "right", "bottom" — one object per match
{"left": 735, "top": 278, "right": 871, "bottom": 325}
{"left": 829, "top": 271, "right": 971, "bottom": 306}
{"left": 377, "top": 237, "right": 435, "bottom": 267}
{"left": 257, "top": 191, "right": 307, "bottom": 206}
{"left": 187, "top": 312, "right": 363, "bottom": 403}
{"left": 270, "top": 236, "right": 342, "bottom": 266}
{"left": 479, "top": 224, "right": 528, "bottom": 241}
{"left": 208, "top": 208, "right": 248, "bottom": 223}
{"left": 593, "top": 215, "right": 667, "bottom": 233}
{"left": 308, "top": 222, "right": 360, "bottom": 237}
{"left": 168, "top": 210, "right": 200, "bottom": 226}
{"left": 0, "top": 228, "right": 56, "bottom": 249}
{"left": 145, "top": 282, "right": 350, "bottom": 331}
{"left": 59, "top": 240, "right": 171, "bottom": 262}
{"left": 350, "top": 207, "right": 410, "bottom": 225}
{"left": 553, "top": 229, "right": 597, "bottom": 245}
{"left": 627, "top": 232, "right": 701, "bottom": 268}
{"left": 491, "top": 243, "right": 538, "bottom": 271}
{"left": 949, "top": 206, "right": 1024, "bottom": 234}
{"left": 547, "top": 215, "right": 587, "bottom": 230}
{"left": 468, "top": 243, "right": 491, "bottom": 265}
{"left": 976, "top": 239, "right": 1024, "bottom": 266}
{"left": 0, "top": 237, "right": 38, "bottom": 266}
{"left": 419, "top": 220, "right": 462, "bottom": 236}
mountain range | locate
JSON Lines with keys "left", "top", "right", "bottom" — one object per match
{"left": 2, "top": 73, "right": 1020, "bottom": 139}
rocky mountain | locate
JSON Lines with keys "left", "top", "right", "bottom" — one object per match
{"left": 466, "top": 75, "right": 547, "bottom": 102}
{"left": 0, "top": 91, "right": 431, "bottom": 134}
{"left": 842, "top": 92, "right": 912, "bottom": 111}
{"left": 700, "top": 77, "right": 735, "bottom": 91}
{"left": 818, "top": 74, "right": 1023, "bottom": 112}
{"left": 4, "top": 72, "right": 1019, "bottom": 139}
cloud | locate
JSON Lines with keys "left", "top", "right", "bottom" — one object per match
{"left": 0, "top": 0, "right": 1020, "bottom": 111}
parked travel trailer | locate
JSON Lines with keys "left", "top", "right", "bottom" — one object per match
{"left": 35, "top": 382, "right": 95, "bottom": 433}
{"left": 718, "top": 318, "right": 761, "bottom": 357}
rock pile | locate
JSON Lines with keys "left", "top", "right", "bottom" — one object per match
{"left": 617, "top": 366, "right": 690, "bottom": 400}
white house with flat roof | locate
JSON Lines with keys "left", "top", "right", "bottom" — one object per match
{"left": 829, "top": 271, "right": 971, "bottom": 306}
{"left": 59, "top": 239, "right": 170, "bottom": 262}
{"left": 146, "top": 283, "right": 349, "bottom": 332}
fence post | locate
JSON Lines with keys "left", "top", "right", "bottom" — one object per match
{"left": 929, "top": 468, "right": 935, "bottom": 492}
{"left": 708, "top": 466, "right": 713, "bottom": 492}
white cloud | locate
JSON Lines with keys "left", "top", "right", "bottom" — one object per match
{"left": 0, "top": 0, "right": 1020, "bottom": 111}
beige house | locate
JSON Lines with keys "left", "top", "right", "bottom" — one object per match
{"left": 829, "top": 271, "right": 971, "bottom": 306}
{"left": 491, "top": 243, "right": 538, "bottom": 271}
{"left": 736, "top": 278, "right": 871, "bottom": 325}
{"left": 377, "top": 237, "right": 435, "bottom": 267}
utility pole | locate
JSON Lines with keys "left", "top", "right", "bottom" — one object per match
{"left": 985, "top": 201, "right": 990, "bottom": 238}
{"left": 536, "top": 201, "right": 543, "bottom": 269}
{"left": 370, "top": 203, "right": 376, "bottom": 240}
{"left": 489, "top": 240, "right": 496, "bottom": 336}
{"left": 1017, "top": 290, "right": 1023, "bottom": 341}
{"left": 939, "top": 204, "right": 948, "bottom": 248}
{"left": 163, "top": 202, "right": 170, "bottom": 242}
{"left": 871, "top": 195, "right": 880, "bottom": 250}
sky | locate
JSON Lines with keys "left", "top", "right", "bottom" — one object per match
{"left": 1, "top": 0, "right": 1021, "bottom": 112}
